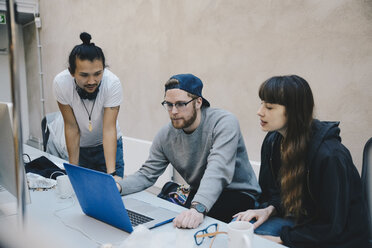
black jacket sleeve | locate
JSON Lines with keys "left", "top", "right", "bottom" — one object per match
{"left": 258, "top": 133, "right": 283, "bottom": 214}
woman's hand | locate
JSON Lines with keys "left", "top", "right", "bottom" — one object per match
{"left": 232, "top": 206, "right": 275, "bottom": 229}
{"left": 259, "top": 235, "right": 283, "bottom": 244}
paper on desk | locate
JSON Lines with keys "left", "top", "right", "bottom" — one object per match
{"left": 27, "top": 172, "right": 57, "bottom": 189}
{"left": 119, "top": 225, "right": 194, "bottom": 248}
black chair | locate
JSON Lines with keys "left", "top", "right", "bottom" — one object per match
{"left": 361, "top": 137, "right": 372, "bottom": 247}
{"left": 41, "top": 116, "right": 50, "bottom": 152}
{"left": 41, "top": 112, "right": 62, "bottom": 153}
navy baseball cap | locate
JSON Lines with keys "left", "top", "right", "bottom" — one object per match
{"left": 165, "top": 73, "right": 210, "bottom": 107}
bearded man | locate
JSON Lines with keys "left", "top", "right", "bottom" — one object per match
{"left": 117, "top": 74, "right": 261, "bottom": 229}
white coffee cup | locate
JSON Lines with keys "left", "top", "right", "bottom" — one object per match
{"left": 56, "top": 175, "right": 73, "bottom": 199}
{"left": 227, "top": 221, "right": 254, "bottom": 248}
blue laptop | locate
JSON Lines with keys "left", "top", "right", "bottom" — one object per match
{"left": 63, "top": 163, "right": 177, "bottom": 233}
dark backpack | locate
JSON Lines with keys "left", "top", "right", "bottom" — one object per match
{"left": 157, "top": 181, "right": 190, "bottom": 207}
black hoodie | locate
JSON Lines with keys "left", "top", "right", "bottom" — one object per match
{"left": 258, "top": 119, "right": 369, "bottom": 248}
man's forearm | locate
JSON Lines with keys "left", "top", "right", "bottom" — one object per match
{"left": 65, "top": 126, "right": 80, "bottom": 165}
{"left": 57, "top": 102, "right": 80, "bottom": 165}
{"left": 103, "top": 128, "right": 117, "bottom": 174}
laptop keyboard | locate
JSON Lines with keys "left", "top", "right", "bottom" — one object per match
{"left": 127, "top": 209, "right": 154, "bottom": 227}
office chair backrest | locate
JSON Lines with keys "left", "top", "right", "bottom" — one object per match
{"left": 40, "top": 112, "right": 68, "bottom": 160}
{"left": 41, "top": 116, "right": 49, "bottom": 152}
{"left": 41, "top": 112, "right": 60, "bottom": 152}
{"left": 361, "top": 137, "right": 372, "bottom": 247}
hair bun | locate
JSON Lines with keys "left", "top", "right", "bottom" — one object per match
{"left": 80, "top": 32, "right": 92, "bottom": 45}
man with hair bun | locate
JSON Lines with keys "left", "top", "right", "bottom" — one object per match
{"left": 53, "top": 32, "right": 124, "bottom": 179}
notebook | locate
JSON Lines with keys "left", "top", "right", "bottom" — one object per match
{"left": 63, "top": 163, "right": 178, "bottom": 233}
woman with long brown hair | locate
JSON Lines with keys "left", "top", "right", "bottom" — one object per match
{"left": 233, "top": 75, "right": 369, "bottom": 247}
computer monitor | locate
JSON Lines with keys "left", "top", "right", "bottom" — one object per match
{"left": 0, "top": 102, "right": 30, "bottom": 204}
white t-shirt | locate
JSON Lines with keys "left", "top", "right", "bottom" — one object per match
{"left": 53, "top": 69, "right": 122, "bottom": 147}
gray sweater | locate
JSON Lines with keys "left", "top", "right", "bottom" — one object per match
{"left": 118, "top": 107, "right": 261, "bottom": 210}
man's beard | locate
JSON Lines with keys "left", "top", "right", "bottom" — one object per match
{"left": 75, "top": 81, "right": 101, "bottom": 100}
{"left": 171, "top": 104, "right": 197, "bottom": 130}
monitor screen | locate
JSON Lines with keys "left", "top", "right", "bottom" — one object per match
{"left": 0, "top": 102, "right": 30, "bottom": 205}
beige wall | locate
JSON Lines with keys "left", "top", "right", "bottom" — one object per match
{"left": 24, "top": 23, "right": 42, "bottom": 144}
{"left": 36, "top": 0, "right": 372, "bottom": 171}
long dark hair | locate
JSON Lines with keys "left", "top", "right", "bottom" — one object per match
{"left": 68, "top": 32, "right": 105, "bottom": 74}
{"left": 259, "top": 75, "right": 314, "bottom": 218}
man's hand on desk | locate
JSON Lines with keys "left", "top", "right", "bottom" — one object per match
{"left": 114, "top": 176, "right": 123, "bottom": 193}
{"left": 113, "top": 175, "right": 122, "bottom": 181}
{"left": 173, "top": 208, "right": 204, "bottom": 229}
{"left": 116, "top": 182, "right": 122, "bottom": 193}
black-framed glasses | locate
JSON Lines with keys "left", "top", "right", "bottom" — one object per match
{"left": 161, "top": 98, "right": 197, "bottom": 111}
{"left": 194, "top": 223, "right": 227, "bottom": 247}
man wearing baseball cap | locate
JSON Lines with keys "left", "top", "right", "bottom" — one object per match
{"left": 117, "top": 74, "right": 261, "bottom": 228}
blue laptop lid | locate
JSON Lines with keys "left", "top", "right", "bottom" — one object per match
{"left": 63, "top": 163, "right": 134, "bottom": 233}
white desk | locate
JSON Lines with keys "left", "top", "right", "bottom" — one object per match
{"left": 0, "top": 145, "right": 286, "bottom": 248}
